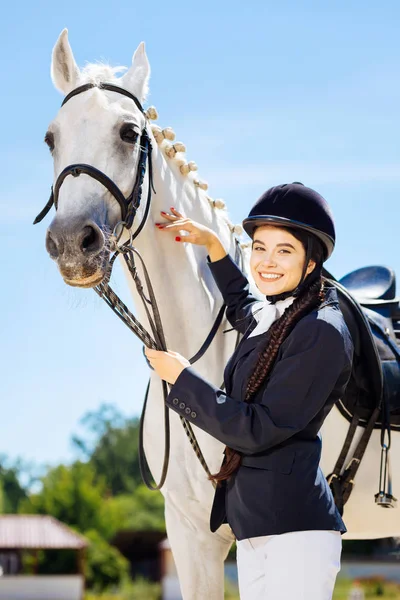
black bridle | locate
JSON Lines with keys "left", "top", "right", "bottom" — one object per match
{"left": 33, "top": 82, "right": 155, "bottom": 239}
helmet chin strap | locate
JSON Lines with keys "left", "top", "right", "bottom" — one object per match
{"left": 266, "top": 236, "right": 320, "bottom": 304}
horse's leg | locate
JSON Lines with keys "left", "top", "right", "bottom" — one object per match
{"left": 164, "top": 495, "right": 234, "bottom": 600}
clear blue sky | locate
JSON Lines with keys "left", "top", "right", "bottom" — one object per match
{"left": 1, "top": 1, "right": 399, "bottom": 470}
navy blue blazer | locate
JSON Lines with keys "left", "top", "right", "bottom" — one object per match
{"left": 166, "top": 254, "right": 354, "bottom": 540}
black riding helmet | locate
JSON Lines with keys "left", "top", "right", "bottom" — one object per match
{"left": 242, "top": 183, "right": 335, "bottom": 302}
{"left": 242, "top": 182, "right": 335, "bottom": 260}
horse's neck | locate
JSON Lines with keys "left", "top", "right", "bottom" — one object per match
{"left": 122, "top": 141, "right": 236, "bottom": 365}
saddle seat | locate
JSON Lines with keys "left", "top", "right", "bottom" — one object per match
{"left": 339, "top": 266, "right": 399, "bottom": 317}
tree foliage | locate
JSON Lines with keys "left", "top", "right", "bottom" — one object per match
{"left": 99, "top": 487, "right": 165, "bottom": 541}
{"left": 19, "top": 461, "right": 107, "bottom": 535}
{"left": 72, "top": 404, "right": 142, "bottom": 495}
{"left": 84, "top": 529, "right": 130, "bottom": 591}
{"left": 0, "top": 457, "right": 28, "bottom": 513}
{"left": 16, "top": 405, "right": 165, "bottom": 591}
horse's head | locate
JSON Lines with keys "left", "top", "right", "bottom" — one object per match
{"left": 43, "top": 29, "right": 150, "bottom": 287}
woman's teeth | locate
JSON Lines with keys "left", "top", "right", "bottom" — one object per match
{"left": 259, "top": 273, "right": 283, "bottom": 280}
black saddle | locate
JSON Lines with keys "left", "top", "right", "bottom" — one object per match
{"left": 323, "top": 265, "right": 400, "bottom": 430}
{"left": 340, "top": 265, "right": 396, "bottom": 302}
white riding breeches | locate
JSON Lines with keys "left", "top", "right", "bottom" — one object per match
{"left": 236, "top": 530, "right": 342, "bottom": 600}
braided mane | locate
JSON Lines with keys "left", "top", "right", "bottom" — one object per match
{"left": 78, "top": 62, "right": 249, "bottom": 246}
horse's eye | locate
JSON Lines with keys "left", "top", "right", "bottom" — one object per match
{"left": 44, "top": 131, "right": 55, "bottom": 152}
{"left": 120, "top": 126, "right": 139, "bottom": 144}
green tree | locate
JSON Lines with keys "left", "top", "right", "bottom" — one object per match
{"left": 0, "top": 457, "right": 28, "bottom": 513}
{"left": 19, "top": 461, "right": 106, "bottom": 534}
{"left": 99, "top": 485, "right": 165, "bottom": 540}
{"left": 84, "top": 529, "right": 129, "bottom": 591}
{"left": 72, "top": 404, "right": 142, "bottom": 495}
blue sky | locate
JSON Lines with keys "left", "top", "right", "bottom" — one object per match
{"left": 1, "top": 1, "right": 399, "bottom": 469}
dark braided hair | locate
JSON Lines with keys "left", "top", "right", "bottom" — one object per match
{"left": 211, "top": 228, "right": 325, "bottom": 483}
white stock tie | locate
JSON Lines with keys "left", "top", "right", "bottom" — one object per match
{"left": 248, "top": 295, "right": 295, "bottom": 339}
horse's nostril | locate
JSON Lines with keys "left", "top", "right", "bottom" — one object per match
{"left": 81, "top": 225, "right": 103, "bottom": 254}
{"left": 46, "top": 230, "right": 60, "bottom": 259}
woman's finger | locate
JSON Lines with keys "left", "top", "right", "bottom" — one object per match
{"left": 170, "top": 207, "right": 184, "bottom": 219}
{"left": 175, "top": 234, "right": 198, "bottom": 244}
{"left": 145, "top": 347, "right": 162, "bottom": 358}
{"left": 156, "top": 221, "right": 193, "bottom": 232}
{"left": 159, "top": 211, "right": 179, "bottom": 221}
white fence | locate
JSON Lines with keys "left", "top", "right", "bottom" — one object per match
{"left": 0, "top": 575, "right": 84, "bottom": 600}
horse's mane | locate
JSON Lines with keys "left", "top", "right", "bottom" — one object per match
{"left": 80, "top": 62, "right": 127, "bottom": 85}
{"left": 79, "top": 62, "right": 249, "bottom": 247}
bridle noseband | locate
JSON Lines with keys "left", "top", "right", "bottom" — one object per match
{"left": 33, "top": 82, "right": 155, "bottom": 240}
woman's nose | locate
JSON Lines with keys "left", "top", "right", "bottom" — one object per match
{"left": 261, "top": 255, "right": 277, "bottom": 267}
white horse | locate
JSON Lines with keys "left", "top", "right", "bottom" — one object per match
{"left": 43, "top": 29, "right": 400, "bottom": 600}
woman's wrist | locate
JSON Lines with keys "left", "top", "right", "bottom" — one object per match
{"left": 207, "top": 237, "right": 227, "bottom": 262}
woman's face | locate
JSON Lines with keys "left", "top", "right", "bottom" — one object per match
{"left": 250, "top": 225, "right": 316, "bottom": 296}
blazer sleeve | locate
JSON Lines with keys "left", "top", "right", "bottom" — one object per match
{"left": 207, "top": 253, "right": 260, "bottom": 334}
{"left": 166, "top": 317, "right": 348, "bottom": 454}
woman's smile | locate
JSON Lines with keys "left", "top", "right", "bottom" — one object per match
{"left": 256, "top": 271, "right": 285, "bottom": 288}
{"left": 257, "top": 272, "right": 284, "bottom": 280}
{"left": 255, "top": 270, "right": 286, "bottom": 294}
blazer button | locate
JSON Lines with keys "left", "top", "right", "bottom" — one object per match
{"left": 172, "top": 398, "right": 179, "bottom": 405}
{"left": 179, "top": 402, "right": 186, "bottom": 409}
{"left": 185, "top": 407, "right": 191, "bottom": 415}
{"left": 191, "top": 411, "right": 197, "bottom": 418}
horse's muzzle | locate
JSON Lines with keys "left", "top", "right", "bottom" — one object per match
{"left": 46, "top": 219, "right": 108, "bottom": 287}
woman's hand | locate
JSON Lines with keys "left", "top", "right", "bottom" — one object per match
{"left": 155, "top": 208, "right": 227, "bottom": 261}
{"left": 155, "top": 208, "right": 217, "bottom": 248}
{"left": 144, "top": 347, "right": 191, "bottom": 385}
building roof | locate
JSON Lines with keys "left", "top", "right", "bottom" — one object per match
{"left": 0, "top": 515, "right": 88, "bottom": 550}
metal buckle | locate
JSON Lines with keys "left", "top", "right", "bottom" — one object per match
{"left": 344, "top": 457, "right": 360, "bottom": 471}
{"left": 327, "top": 473, "right": 338, "bottom": 485}
{"left": 110, "top": 221, "right": 133, "bottom": 252}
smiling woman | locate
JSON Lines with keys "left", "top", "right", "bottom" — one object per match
{"left": 147, "top": 182, "right": 354, "bottom": 600}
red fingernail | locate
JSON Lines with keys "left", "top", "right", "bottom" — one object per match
{"left": 161, "top": 211, "right": 167, "bottom": 215}
{"left": 170, "top": 207, "right": 175, "bottom": 211}
{"left": 175, "top": 236, "right": 181, "bottom": 242}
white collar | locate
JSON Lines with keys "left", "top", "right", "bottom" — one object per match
{"left": 248, "top": 296, "right": 295, "bottom": 339}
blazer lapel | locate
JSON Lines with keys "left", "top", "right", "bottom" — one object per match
{"left": 224, "top": 333, "right": 262, "bottom": 394}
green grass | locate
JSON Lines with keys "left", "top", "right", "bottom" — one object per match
{"left": 85, "top": 576, "right": 400, "bottom": 600}
{"left": 333, "top": 577, "right": 400, "bottom": 599}
{"left": 85, "top": 577, "right": 161, "bottom": 600}
{"left": 223, "top": 577, "right": 400, "bottom": 600}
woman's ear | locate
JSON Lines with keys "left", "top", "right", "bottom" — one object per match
{"left": 306, "top": 259, "right": 316, "bottom": 275}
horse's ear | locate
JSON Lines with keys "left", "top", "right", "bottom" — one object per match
{"left": 51, "top": 29, "right": 80, "bottom": 94}
{"left": 121, "top": 42, "right": 150, "bottom": 104}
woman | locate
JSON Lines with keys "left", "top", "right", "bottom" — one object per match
{"left": 145, "top": 182, "right": 354, "bottom": 600}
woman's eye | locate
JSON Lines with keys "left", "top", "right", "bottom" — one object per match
{"left": 253, "top": 246, "right": 264, "bottom": 251}
{"left": 120, "top": 127, "right": 139, "bottom": 144}
{"left": 44, "top": 132, "right": 55, "bottom": 152}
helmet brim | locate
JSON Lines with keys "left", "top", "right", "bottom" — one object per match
{"left": 242, "top": 215, "right": 334, "bottom": 260}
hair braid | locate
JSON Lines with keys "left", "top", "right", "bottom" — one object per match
{"left": 211, "top": 277, "right": 325, "bottom": 484}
